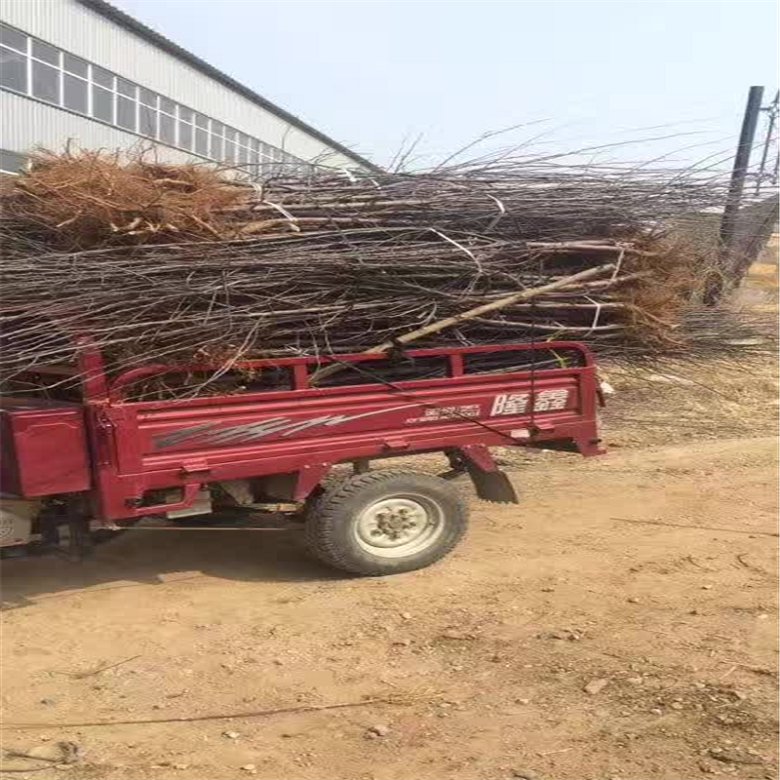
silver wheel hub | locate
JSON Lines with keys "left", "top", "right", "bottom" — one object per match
{"left": 355, "top": 495, "right": 444, "bottom": 558}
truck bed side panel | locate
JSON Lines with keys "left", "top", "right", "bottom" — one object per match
{"left": 94, "top": 367, "right": 600, "bottom": 519}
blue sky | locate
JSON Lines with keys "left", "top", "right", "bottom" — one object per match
{"left": 113, "top": 0, "right": 778, "bottom": 170}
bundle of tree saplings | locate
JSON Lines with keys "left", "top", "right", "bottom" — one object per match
{"left": 0, "top": 148, "right": 770, "bottom": 398}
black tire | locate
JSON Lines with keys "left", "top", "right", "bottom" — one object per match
{"left": 304, "top": 470, "right": 468, "bottom": 576}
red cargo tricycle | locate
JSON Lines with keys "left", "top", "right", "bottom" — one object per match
{"left": 0, "top": 340, "right": 604, "bottom": 575}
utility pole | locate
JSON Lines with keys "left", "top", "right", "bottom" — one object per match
{"left": 719, "top": 86, "right": 764, "bottom": 252}
{"left": 705, "top": 86, "right": 764, "bottom": 304}
{"left": 754, "top": 90, "right": 779, "bottom": 195}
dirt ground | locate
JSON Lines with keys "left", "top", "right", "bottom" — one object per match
{"left": 1, "top": 260, "right": 778, "bottom": 780}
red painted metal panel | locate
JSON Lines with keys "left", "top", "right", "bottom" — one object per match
{"left": 86, "top": 344, "right": 602, "bottom": 522}
{"left": 1, "top": 341, "right": 603, "bottom": 521}
{"left": 0, "top": 398, "right": 91, "bottom": 497}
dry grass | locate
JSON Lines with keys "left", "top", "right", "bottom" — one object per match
{"left": 614, "top": 234, "right": 722, "bottom": 348}
{"left": 601, "top": 256, "right": 779, "bottom": 448}
{"left": 1, "top": 149, "right": 248, "bottom": 249}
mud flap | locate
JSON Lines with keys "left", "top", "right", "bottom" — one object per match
{"left": 466, "top": 466, "right": 518, "bottom": 504}
{"left": 445, "top": 445, "right": 519, "bottom": 505}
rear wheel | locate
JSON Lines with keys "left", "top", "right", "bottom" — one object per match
{"left": 304, "top": 470, "right": 468, "bottom": 576}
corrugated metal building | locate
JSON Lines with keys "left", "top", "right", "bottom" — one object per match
{"left": 0, "top": 0, "right": 375, "bottom": 175}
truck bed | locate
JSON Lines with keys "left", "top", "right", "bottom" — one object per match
{"left": 1, "top": 343, "right": 603, "bottom": 522}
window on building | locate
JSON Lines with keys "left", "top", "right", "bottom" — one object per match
{"left": 116, "top": 77, "right": 135, "bottom": 98}
{"left": 0, "top": 149, "right": 27, "bottom": 175}
{"left": 63, "top": 53, "right": 88, "bottom": 78}
{"left": 209, "top": 124, "right": 223, "bottom": 159}
{"left": 193, "top": 114, "right": 208, "bottom": 155}
{"left": 32, "top": 39, "right": 58, "bottom": 66}
{"left": 0, "top": 23, "right": 27, "bottom": 52}
{"left": 91, "top": 65, "right": 113, "bottom": 89}
{"left": 116, "top": 96, "right": 136, "bottom": 131}
{"left": 139, "top": 88, "right": 156, "bottom": 108}
{"left": 177, "top": 106, "right": 193, "bottom": 150}
{"left": 139, "top": 104, "right": 156, "bottom": 137}
{"left": 224, "top": 128, "right": 236, "bottom": 162}
{"left": 237, "top": 135, "right": 249, "bottom": 165}
{"left": 259, "top": 143, "right": 274, "bottom": 176}
{"left": 0, "top": 47, "right": 27, "bottom": 93}
{"left": 158, "top": 96, "right": 176, "bottom": 144}
{"left": 249, "top": 139, "right": 260, "bottom": 171}
{"left": 92, "top": 84, "right": 113, "bottom": 122}
{"left": 159, "top": 111, "right": 175, "bottom": 145}
{"left": 195, "top": 126, "right": 209, "bottom": 156}
{"left": 32, "top": 61, "right": 59, "bottom": 104}
{"left": 178, "top": 121, "right": 192, "bottom": 150}
{"left": 63, "top": 73, "right": 87, "bottom": 113}
{"left": 179, "top": 122, "right": 193, "bottom": 149}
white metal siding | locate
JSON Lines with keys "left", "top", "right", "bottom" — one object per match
{"left": 0, "top": 0, "right": 359, "bottom": 166}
